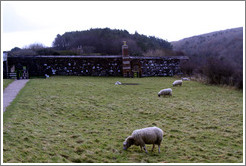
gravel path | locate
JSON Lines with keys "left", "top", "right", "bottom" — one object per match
{"left": 3, "top": 79, "right": 29, "bottom": 112}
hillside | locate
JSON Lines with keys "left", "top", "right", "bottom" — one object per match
{"left": 8, "top": 28, "right": 175, "bottom": 57}
{"left": 172, "top": 27, "right": 243, "bottom": 89}
{"left": 52, "top": 28, "right": 173, "bottom": 56}
{"left": 171, "top": 27, "right": 243, "bottom": 67}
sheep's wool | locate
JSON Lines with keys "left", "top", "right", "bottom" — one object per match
{"left": 173, "top": 80, "right": 182, "bottom": 86}
{"left": 158, "top": 88, "right": 172, "bottom": 96}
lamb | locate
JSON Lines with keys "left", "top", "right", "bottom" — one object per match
{"left": 115, "top": 81, "right": 122, "bottom": 85}
{"left": 172, "top": 80, "right": 183, "bottom": 86}
{"left": 123, "top": 127, "right": 164, "bottom": 153}
{"left": 158, "top": 88, "right": 172, "bottom": 97}
{"left": 182, "top": 77, "right": 190, "bottom": 81}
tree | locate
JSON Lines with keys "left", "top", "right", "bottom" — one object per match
{"left": 24, "top": 43, "right": 46, "bottom": 50}
{"left": 10, "top": 47, "right": 21, "bottom": 52}
{"left": 52, "top": 28, "right": 173, "bottom": 56}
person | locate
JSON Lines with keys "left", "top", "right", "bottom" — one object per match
{"left": 16, "top": 63, "right": 22, "bottom": 80}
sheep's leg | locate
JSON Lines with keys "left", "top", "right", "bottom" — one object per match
{"left": 158, "top": 144, "right": 161, "bottom": 153}
{"left": 140, "top": 146, "right": 143, "bottom": 151}
{"left": 143, "top": 145, "right": 148, "bottom": 153}
{"left": 152, "top": 144, "right": 155, "bottom": 152}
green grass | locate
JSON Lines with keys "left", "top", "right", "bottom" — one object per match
{"left": 3, "top": 79, "right": 14, "bottom": 90}
{"left": 3, "top": 76, "right": 243, "bottom": 163}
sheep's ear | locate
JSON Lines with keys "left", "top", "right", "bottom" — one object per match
{"left": 128, "top": 136, "right": 135, "bottom": 144}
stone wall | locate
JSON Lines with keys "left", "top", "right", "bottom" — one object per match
{"left": 6, "top": 55, "right": 187, "bottom": 78}
{"left": 140, "top": 58, "right": 182, "bottom": 76}
{"left": 7, "top": 56, "right": 122, "bottom": 77}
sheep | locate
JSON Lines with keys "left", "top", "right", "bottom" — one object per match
{"left": 123, "top": 127, "right": 164, "bottom": 153}
{"left": 115, "top": 81, "right": 122, "bottom": 85}
{"left": 182, "top": 77, "right": 190, "bottom": 81}
{"left": 158, "top": 88, "right": 172, "bottom": 97}
{"left": 45, "top": 74, "right": 49, "bottom": 78}
{"left": 172, "top": 80, "right": 183, "bottom": 86}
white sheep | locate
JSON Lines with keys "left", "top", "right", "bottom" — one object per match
{"left": 182, "top": 77, "right": 190, "bottom": 81}
{"left": 123, "top": 127, "right": 164, "bottom": 153}
{"left": 45, "top": 74, "right": 49, "bottom": 78}
{"left": 172, "top": 80, "right": 183, "bottom": 86}
{"left": 158, "top": 88, "right": 172, "bottom": 97}
{"left": 115, "top": 81, "right": 122, "bottom": 85}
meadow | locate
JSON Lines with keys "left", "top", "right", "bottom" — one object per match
{"left": 3, "top": 76, "right": 243, "bottom": 163}
{"left": 3, "top": 79, "right": 14, "bottom": 90}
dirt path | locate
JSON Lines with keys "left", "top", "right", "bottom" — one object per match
{"left": 3, "top": 79, "right": 29, "bottom": 112}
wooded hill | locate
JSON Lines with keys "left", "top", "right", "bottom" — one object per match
{"left": 8, "top": 28, "right": 176, "bottom": 57}
{"left": 172, "top": 27, "right": 243, "bottom": 89}
{"left": 52, "top": 28, "right": 173, "bottom": 56}
{"left": 172, "top": 27, "right": 243, "bottom": 68}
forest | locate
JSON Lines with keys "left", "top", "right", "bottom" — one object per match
{"left": 7, "top": 28, "right": 175, "bottom": 57}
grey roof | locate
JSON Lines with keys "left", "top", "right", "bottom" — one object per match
{"left": 8, "top": 55, "right": 122, "bottom": 58}
{"left": 130, "top": 56, "right": 189, "bottom": 60}
{"left": 8, "top": 55, "right": 189, "bottom": 60}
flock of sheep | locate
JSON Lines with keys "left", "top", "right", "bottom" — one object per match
{"left": 122, "top": 77, "right": 190, "bottom": 154}
{"left": 158, "top": 79, "right": 185, "bottom": 97}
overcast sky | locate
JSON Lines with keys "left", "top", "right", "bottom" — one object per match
{"left": 1, "top": 1, "right": 245, "bottom": 51}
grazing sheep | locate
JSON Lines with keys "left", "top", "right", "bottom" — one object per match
{"left": 158, "top": 88, "right": 172, "bottom": 97}
{"left": 123, "top": 127, "right": 164, "bottom": 153}
{"left": 182, "top": 77, "right": 190, "bottom": 81}
{"left": 45, "top": 74, "right": 49, "bottom": 78}
{"left": 172, "top": 80, "right": 183, "bottom": 86}
{"left": 115, "top": 81, "right": 122, "bottom": 85}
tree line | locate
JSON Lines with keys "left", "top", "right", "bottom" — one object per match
{"left": 8, "top": 28, "right": 175, "bottom": 56}
{"left": 52, "top": 28, "right": 173, "bottom": 56}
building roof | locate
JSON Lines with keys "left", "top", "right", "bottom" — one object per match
{"left": 8, "top": 55, "right": 122, "bottom": 59}
{"left": 130, "top": 56, "right": 189, "bottom": 60}
{"left": 7, "top": 55, "right": 189, "bottom": 60}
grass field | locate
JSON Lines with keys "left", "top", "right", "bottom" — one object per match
{"left": 3, "top": 76, "right": 243, "bottom": 163}
{"left": 3, "top": 79, "right": 14, "bottom": 90}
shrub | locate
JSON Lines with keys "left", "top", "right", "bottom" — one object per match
{"left": 36, "top": 48, "right": 60, "bottom": 55}
{"left": 180, "top": 60, "right": 196, "bottom": 76}
{"left": 202, "top": 57, "right": 242, "bottom": 89}
{"left": 232, "top": 68, "right": 243, "bottom": 89}
{"left": 58, "top": 50, "right": 78, "bottom": 55}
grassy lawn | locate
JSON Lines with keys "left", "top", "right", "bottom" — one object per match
{"left": 3, "top": 76, "right": 243, "bottom": 163}
{"left": 3, "top": 79, "right": 14, "bottom": 90}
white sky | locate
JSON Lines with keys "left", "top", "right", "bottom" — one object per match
{"left": 1, "top": 1, "right": 245, "bottom": 51}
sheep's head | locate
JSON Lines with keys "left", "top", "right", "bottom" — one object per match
{"left": 123, "top": 136, "right": 134, "bottom": 150}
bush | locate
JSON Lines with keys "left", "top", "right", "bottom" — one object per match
{"left": 8, "top": 49, "right": 37, "bottom": 56}
{"left": 232, "top": 68, "right": 243, "bottom": 89}
{"left": 36, "top": 48, "right": 60, "bottom": 55}
{"left": 58, "top": 50, "right": 78, "bottom": 55}
{"left": 180, "top": 60, "right": 196, "bottom": 76}
{"left": 202, "top": 57, "right": 242, "bottom": 89}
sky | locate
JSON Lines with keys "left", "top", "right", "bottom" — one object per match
{"left": 1, "top": 1, "right": 245, "bottom": 51}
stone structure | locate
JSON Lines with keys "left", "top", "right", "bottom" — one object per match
{"left": 122, "top": 41, "right": 131, "bottom": 77}
{"left": 4, "top": 44, "right": 188, "bottom": 78}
